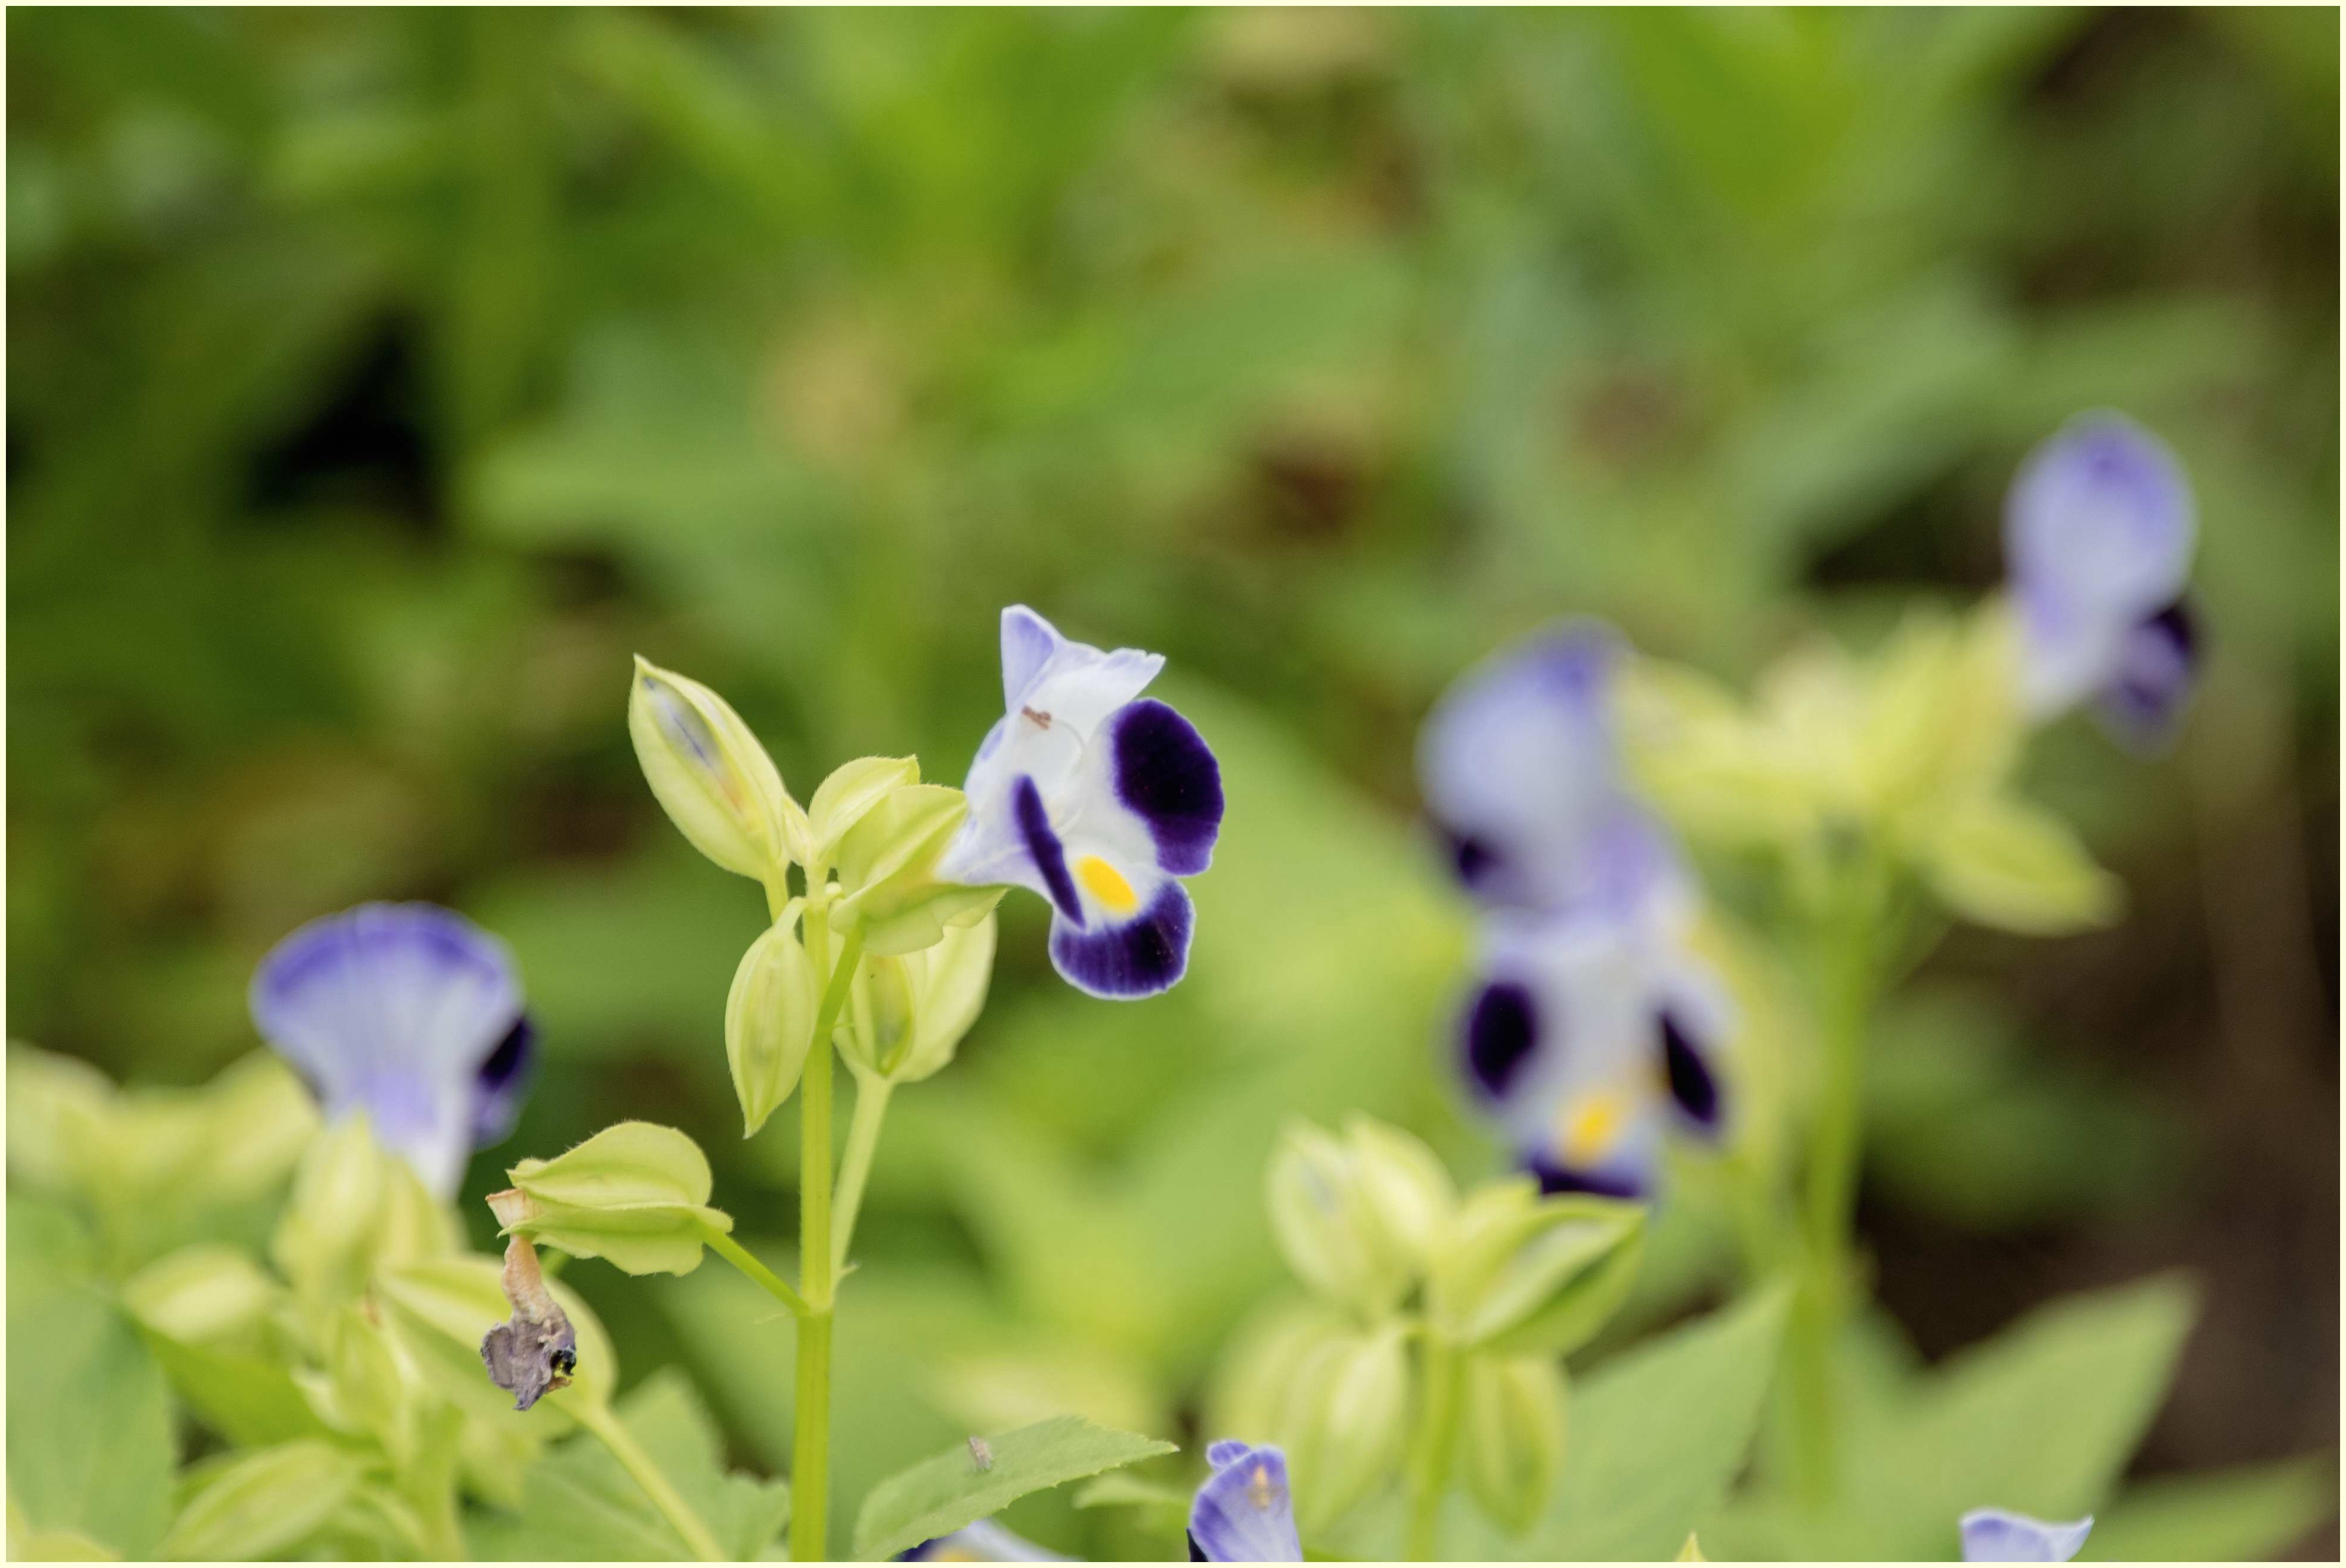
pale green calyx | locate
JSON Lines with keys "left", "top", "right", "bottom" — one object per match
{"left": 1459, "top": 1352, "right": 1567, "bottom": 1535}
{"left": 498, "top": 1121, "right": 734, "bottom": 1277}
{"left": 1266, "top": 1116, "right": 1456, "bottom": 1318}
{"left": 1424, "top": 1182, "right": 1644, "bottom": 1355}
{"left": 725, "top": 904, "right": 821, "bottom": 1136}
{"left": 839, "top": 913, "right": 998, "bottom": 1085}
{"left": 832, "top": 782, "right": 1006, "bottom": 957}
{"left": 1276, "top": 1319, "right": 1411, "bottom": 1534}
{"left": 628, "top": 655, "right": 808, "bottom": 883}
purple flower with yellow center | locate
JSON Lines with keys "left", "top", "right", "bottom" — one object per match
{"left": 937, "top": 606, "right": 1223, "bottom": 999}
{"left": 2004, "top": 412, "right": 2200, "bottom": 748}
{"left": 1961, "top": 1508, "right": 2093, "bottom": 1563}
{"left": 1420, "top": 620, "right": 1729, "bottom": 1199}
{"left": 1187, "top": 1441, "right": 1302, "bottom": 1563}
{"left": 250, "top": 901, "right": 533, "bottom": 1200}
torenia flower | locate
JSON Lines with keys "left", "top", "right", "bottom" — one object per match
{"left": 1961, "top": 1508, "right": 2093, "bottom": 1562}
{"left": 1187, "top": 1441, "right": 1303, "bottom": 1562}
{"left": 899, "top": 1520, "right": 1069, "bottom": 1561}
{"left": 250, "top": 903, "right": 533, "bottom": 1200}
{"left": 1420, "top": 622, "right": 1730, "bottom": 1198}
{"left": 2004, "top": 412, "right": 2200, "bottom": 748}
{"left": 936, "top": 606, "right": 1224, "bottom": 999}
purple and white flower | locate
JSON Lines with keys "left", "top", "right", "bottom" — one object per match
{"left": 2004, "top": 412, "right": 2200, "bottom": 748}
{"left": 250, "top": 902, "right": 533, "bottom": 1200}
{"left": 1188, "top": 1441, "right": 1303, "bottom": 1562}
{"left": 938, "top": 607, "right": 1223, "bottom": 999}
{"left": 1420, "top": 620, "right": 1730, "bottom": 1198}
{"left": 1961, "top": 1508, "right": 2093, "bottom": 1563}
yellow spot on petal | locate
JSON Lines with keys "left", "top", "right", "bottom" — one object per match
{"left": 1076, "top": 855, "right": 1139, "bottom": 915}
{"left": 1558, "top": 1089, "right": 1628, "bottom": 1167}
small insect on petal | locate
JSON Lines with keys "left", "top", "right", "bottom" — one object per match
{"left": 968, "top": 1436, "right": 995, "bottom": 1473}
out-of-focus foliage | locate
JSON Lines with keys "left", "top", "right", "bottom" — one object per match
{"left": 9, "top": 6, "right": 2336, "bottom": 1560}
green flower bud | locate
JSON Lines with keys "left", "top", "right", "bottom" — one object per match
{"left": 1204, "top": 1297, "right": 1350, "bottom": 1452}
{"left": 839, "top": 914, "right": 997, "bottom": 1085}
{"left": 725, "top": 909, "right": 821, "bottom": 1135}
{"left": 501, "top": 1122, "right": 734, "bottom": 1277}
{"left": 1267, "top": 1117, "right": 1448, "bottom": 1317}
{"left": 158, "top": 1440, "right": 366, "bottom": 1562}
{"left": 122, "top": 1244, "right": 285, "bottom": 1350}
{"left": 806, "top": 756, "right": 922, "bottom": 866}
{"left": 1459, "top": 1352, "right": 1567, "bottom": 1535}
{"left": 6, "top": 1041, "right": 116, "bottom": 1193}
{"left": 295, "top": 1304, "right": 411, "bottom": 1458}
{"left": 1426, "top": 1183, "right": 1644, "bottom": 1355}
{"left": 272, "top": 1116, "right": 391, "bottom": 1308}
{"left": 833, "top": 783, "right": 1005, "bottom": 956}
{"left": 1277, "top": 1320, "right": 1411, "bottom": 1534}
{"left": 629, "top": 656, "right": 808, "bottom": 883}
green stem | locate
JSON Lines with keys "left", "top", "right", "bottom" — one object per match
{"left": 1404, "top": 1336, "right": 1462, "bottom": 1561}
{"left": 832, "top": 1075, "right": 895, "bottom": 1277}
{"left": 577, "top": 1400, "right": 727, "bottom": 1562}
{"left": 701, "top": 1223, "right": 811, "bottom": 1318}
{"left": 791, "top": 901, "right": 862, "bottom": 1564}
{"left": 1783, "top": 858, "right": 1885, "bottom": 1507}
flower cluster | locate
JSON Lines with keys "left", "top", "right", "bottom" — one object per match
{"left": 1418, "top": 623, "right": 1733, "bottom": 1198}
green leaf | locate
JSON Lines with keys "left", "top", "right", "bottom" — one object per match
{"left": 2079, "top": 1453, "right": 2336, "bottom": 1562}
{"left": 1526, "top": 1285, "right": 1790, "bottom": 1560}
{"left": 1919, "top": 793, "right": 2122, "bottom": 936}
{"left": 135, "top": 1330, "right": 325, "bottom": 1449}
{"left": 7, "top": 1200, "right": 175, "bottom": 1559}
{"left": 473, "top": 1369, "right": 789, "bottom": 1561}
{"left": 851, "top": 1416, "right": 1177, "bottom": 1562}
{"left": 157, "top": 1440, "right": 361, "bottom": 1561}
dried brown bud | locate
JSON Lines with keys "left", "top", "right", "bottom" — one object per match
{"left": 479, "top": 1218, "right": 577, "bottom": 1411}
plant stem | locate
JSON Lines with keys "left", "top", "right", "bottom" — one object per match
{"left": 791, "top": 900, "right": 862, "bottom": 1565}
{"left": 1404, "top": 1336, "right": 1462, "bottom": 1561}
{"left": 1783, "top": 857, "right": 1885, "bottom": 1507}
{"left": 577, "top": 1400, "right": 727, "bottom": 1562}
{"left": 701, "top": 1223, "right": 810, "bottom": 1318}
{"left": 832, "top": 1075, "right": 895, "bottom": 1278}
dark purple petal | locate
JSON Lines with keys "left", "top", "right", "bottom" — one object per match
{"left": 1659, "top": 1009, "right": 1722, "bottom": 1133}
{"left": 1527, "top": 1154, "right": 1649, "bottom": 1200}
{"left": 1048, "top": 882, "right": 1192, "bottom": 998}
{"left": 1013, "top": 775, "right": 1084, "bottom": 926}
{"left": 1464, "top": 981, "right": 1541, "bottom": 1102}
{"left": 2093, "top": 597, "right": 2200, "bottom": 752}
{"left": 470, "top": 1016, "right": 536, "bottom": 1149}
{"left": 1441, "top": 825, "right": 1500, "bottom": 893}
{"left": 1112, "top": 699, "right": 1223, "bottom": 876}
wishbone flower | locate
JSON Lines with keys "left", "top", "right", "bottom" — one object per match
{"left": 2003, "top": 412, "right": 2200, "bottom": 748}
{"left": 1960, "top": 1508, "right": 2093, "bottom": 1563}
{"left": 250, "top": 901, "right": 534, "bottom": 1200}
{"left": 937, "top": 606, "right": 1224, "bottom": 999}
{"left": 1420, "top": 622, "right": 1732, "bottom": 1199}
{"left": 1187, "top": 1440, "right": 1303, "bottom": 1563}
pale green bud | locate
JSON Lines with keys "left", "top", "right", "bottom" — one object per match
{"left": 833, "top": 783, "right": 1006, "bottom": 956}
{"left": 806, "top": 756, "right": 922, "bottom": 866}
{"left": 839, "top": 914, "right": 997, "bottom": 1085}
{"left": 1426, "top": 1183, "right": 1644, "bottom": 1355}
{"left": 501, "top": 1121, "right": 734, "bottom": 1277}
{"left": 272, "top": 1116, "right": 392, "bottom": 1308}
{"left": 1266, "top": 1117, "right": 1448, "bottom": 1317}
{"left": 725, "top": 907, "right": 820, "bottom": 1135}
{"left": 629, "top": 656, "right": 808, "bottom": 882}
{"left": 1277, "top": 1321, "right": 1411, "bottom": 1534}
{"left": 5, "top": 1041, "right": 116, "bottom": 1193}
{"left": 194, "top": 1052, "right": 321, "bottom": 1202}
{"left": 158, "top": 1440, "right": 365, "bottom": 1561}
{"left": 1340, "top": 1115, "right": 1457, "bottom": 1279}
{"left": 122, "top": 1244, "right": 285, "bottom": 1349}
{"left": 1204, "top": 1297, "right": 1350, "bottom": 1452}
{"left": 294, "top": 1304, "right": 412, "bottom": 1458}
{"left": 1917, "top": 792, "right": 2122, "bottom": 936}
{"left": 1459, "top": 1352, "right": 1567, "bottom": 1535}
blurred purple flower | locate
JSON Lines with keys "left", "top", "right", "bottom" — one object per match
{"left": 2004, "top": 412, "right": 2200, "bottom": 748}
{"left": 1188, "top": 1441, "right": 1302, "bottom": 1563}
{"left": 1420, "top": 620, "right": 1727, "bottom": 1199}
{"left": 938, "top": 606, "right": 1223, "bottom": 999}
{"left": 250, "top": 901, "right": 533, "bottom": 1199}
{"left": 901, "top": 1520, "right": 1070, "bottom": 1561}
{"left": 1961, "top": 1508, "right": 2093, "bottom": 1563}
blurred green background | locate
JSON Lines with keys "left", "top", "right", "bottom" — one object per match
{"left": 9, "top": 7, "right": 2337, "bottom": 1557}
